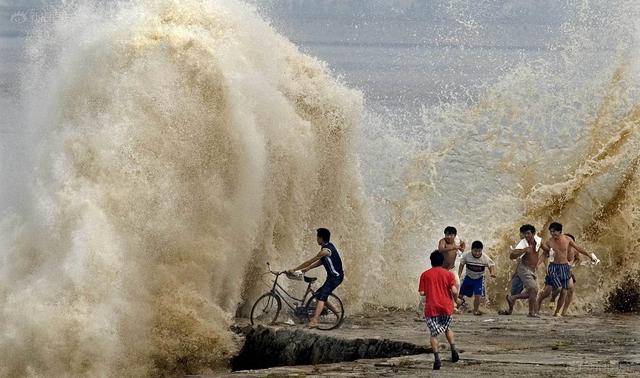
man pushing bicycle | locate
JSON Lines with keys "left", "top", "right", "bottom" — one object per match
{"left": 288, "top": 228, "right": 344, "bottom": 328}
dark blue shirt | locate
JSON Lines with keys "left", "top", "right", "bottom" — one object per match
{"left": 320, "top": 242, "right": 344, "bottom": 278}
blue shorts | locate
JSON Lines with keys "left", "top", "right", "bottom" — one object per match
{"left": 545, "top": 263, "right": 571, "bottom": 289}
{"left": 315, "top": 275, "right": 343, "bottom": 301}
{"left": 460, "top": 276, "right": 485, "bottom": 297}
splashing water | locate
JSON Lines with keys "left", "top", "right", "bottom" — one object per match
{"left": 3, "top": 0, "right": 640, "bottom": 375}
{"left": 0, "top": 0, "right": 380, "bottom": 375}
{"left": 368, "top": 1, "right": 640, "bottom": 312}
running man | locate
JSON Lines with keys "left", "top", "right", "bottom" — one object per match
{"left": 503, "top": 224, "right": 542, "bottom": 317}
{"left": 537, "top": 222, "right": 597, "bottom": 317}
{"left": 289, "top": 228, "right": 344, "bottom": 328}
{"left": 549, "top": 233, "right": 577, "bottom": 312}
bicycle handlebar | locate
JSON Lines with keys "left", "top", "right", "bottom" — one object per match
{"left": 266, "top": 262, "right": 285, "bottom": 276}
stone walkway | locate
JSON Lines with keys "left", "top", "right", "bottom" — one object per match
{"left": 214, "top": 309, "right": 640, "bottom": 377}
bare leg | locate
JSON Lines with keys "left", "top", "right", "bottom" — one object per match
{"left": 505, "top": 291, "right": 530, "bottom": 314}
{"left": 430, "top": 336, "right": 441, "bottom": 369}
{"left": 473, "top": 295, "right": 481, "bottom": 315}
{"left": 309, "top": 300, "right": 326, "bottom": 327}
{"left": 554, "top": 289, "right": 567, "bottom": 317}
{"left": 562, "top": 279, "right": 575, "bottom": 316}
{"left": 445, "top": 329, "right": 455, "bottom": 345}
{"left": 536, "top": 285, "right": 552, "bottom": 313}
{"left": 528, "top": 287, "right": 539, "bottom": 316}
{"left": 445, "top": 329, "right": 459, "bottom": 362}
{"left": 430, "top": 336, "right": 439, "bottom": 353}
{"left": 324, "top": 299, "right": 340, "bottom": 315}
{"left": 550, "top": 288, "right": 560, "bottom": 303}
{"left": 510, "top": 292, "right": 531, "bottom": 300}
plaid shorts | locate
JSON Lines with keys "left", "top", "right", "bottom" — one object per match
{"left": 545, "top": 263, "right": 571, "bottom": 289}
{"left": 425, "top": 315, "right": 452, "bottom": 337}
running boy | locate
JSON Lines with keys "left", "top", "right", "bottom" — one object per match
{"left": 457, "top": 241, "right": 497, "bottom": 315}
{"left": 419, "top": 250, "right": 460, "bottom": 370}
{"left": 438, "top": 226, "right": 465, "bottom": 305}
{"left": 438, "top": 226, "right": 466, "bottom": 270}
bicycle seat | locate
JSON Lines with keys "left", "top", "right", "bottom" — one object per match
{"left": 304, "top": 276, "right": 317, "bottom": 283}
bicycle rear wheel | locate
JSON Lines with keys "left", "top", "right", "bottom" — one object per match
{"left": 251, "top": 293, "right": 282, "bottom": 326}
{"left": 304, "top": 293, "right": 344, "bottom": 330}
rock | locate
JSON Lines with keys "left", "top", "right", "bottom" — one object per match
{"left": 231, "top": 325, "right": 429, "bottom": 371}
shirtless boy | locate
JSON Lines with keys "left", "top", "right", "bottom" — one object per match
{"left": 504, "top": 224, "right": 542, "bottom": 317}
{"left": 438, "top": 226, "right": 466, "bottom": 303}
{"left": 537, "top": 223, "right": 597, "bottom": 317}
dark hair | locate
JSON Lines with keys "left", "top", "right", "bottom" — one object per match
{"left": 519, "top": 224, "right": 536, "bottom": 233}
{"left": 471, "top": 240, "right": 483, "bottom": 250}
{"left": 430, "top": 250, "right": 444, "bottom": 267}
{"left": 444, "top": 226, "right": 457, "bottom": 235}
{"left": 566, "top": 233, "right": 575, "bottom": 241}
{"left": 316, "top": 228, "right": 331, "bottom": 242}
{"left": 548, "top": 222, "right": 563, "bottom": 232}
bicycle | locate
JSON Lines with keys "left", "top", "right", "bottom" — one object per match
{"left": 250, "top": 263, "right": 344, "bottom": 330}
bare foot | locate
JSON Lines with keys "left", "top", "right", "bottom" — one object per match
{"left": 307, "top": 321, "right": 319, "bottom": 329}
{"left": 527, "top": 313, "right": 540, "bottom": 318}
{"left": 473, "top": 311, "right": 483, "bottom": 316}
{"left": 553, "top": 313, "right": 562, "bottom": 318}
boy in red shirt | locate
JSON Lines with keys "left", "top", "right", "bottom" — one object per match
{"left": 419, "top": 250, "right": 460, "bottom": 370}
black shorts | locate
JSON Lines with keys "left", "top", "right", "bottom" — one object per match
{"left": 316, "top": 275, "right": 343, "bottom": 301}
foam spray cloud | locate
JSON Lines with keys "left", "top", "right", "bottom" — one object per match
{"left": 0, "top": 0, "right": 379, "bottom": 375}
{"left": 369, "top": 1, "right": 640, "bottom": 312}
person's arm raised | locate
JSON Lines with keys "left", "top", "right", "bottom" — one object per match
{"left": 569, "top": 239, "right": 596, "bottom": 262}
{"left": 510, "top": 240, "right": 531, "bottom": 260}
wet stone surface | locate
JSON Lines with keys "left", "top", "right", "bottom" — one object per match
{"left": 215, "top": 308, "right": 640, "bottom": 377}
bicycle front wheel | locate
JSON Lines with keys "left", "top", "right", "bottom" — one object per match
{"left": 250, "top": 293, "right": 282, "bottom": 326}
{"left": 304, "top": 293, "right": 344, "bottom": 330}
